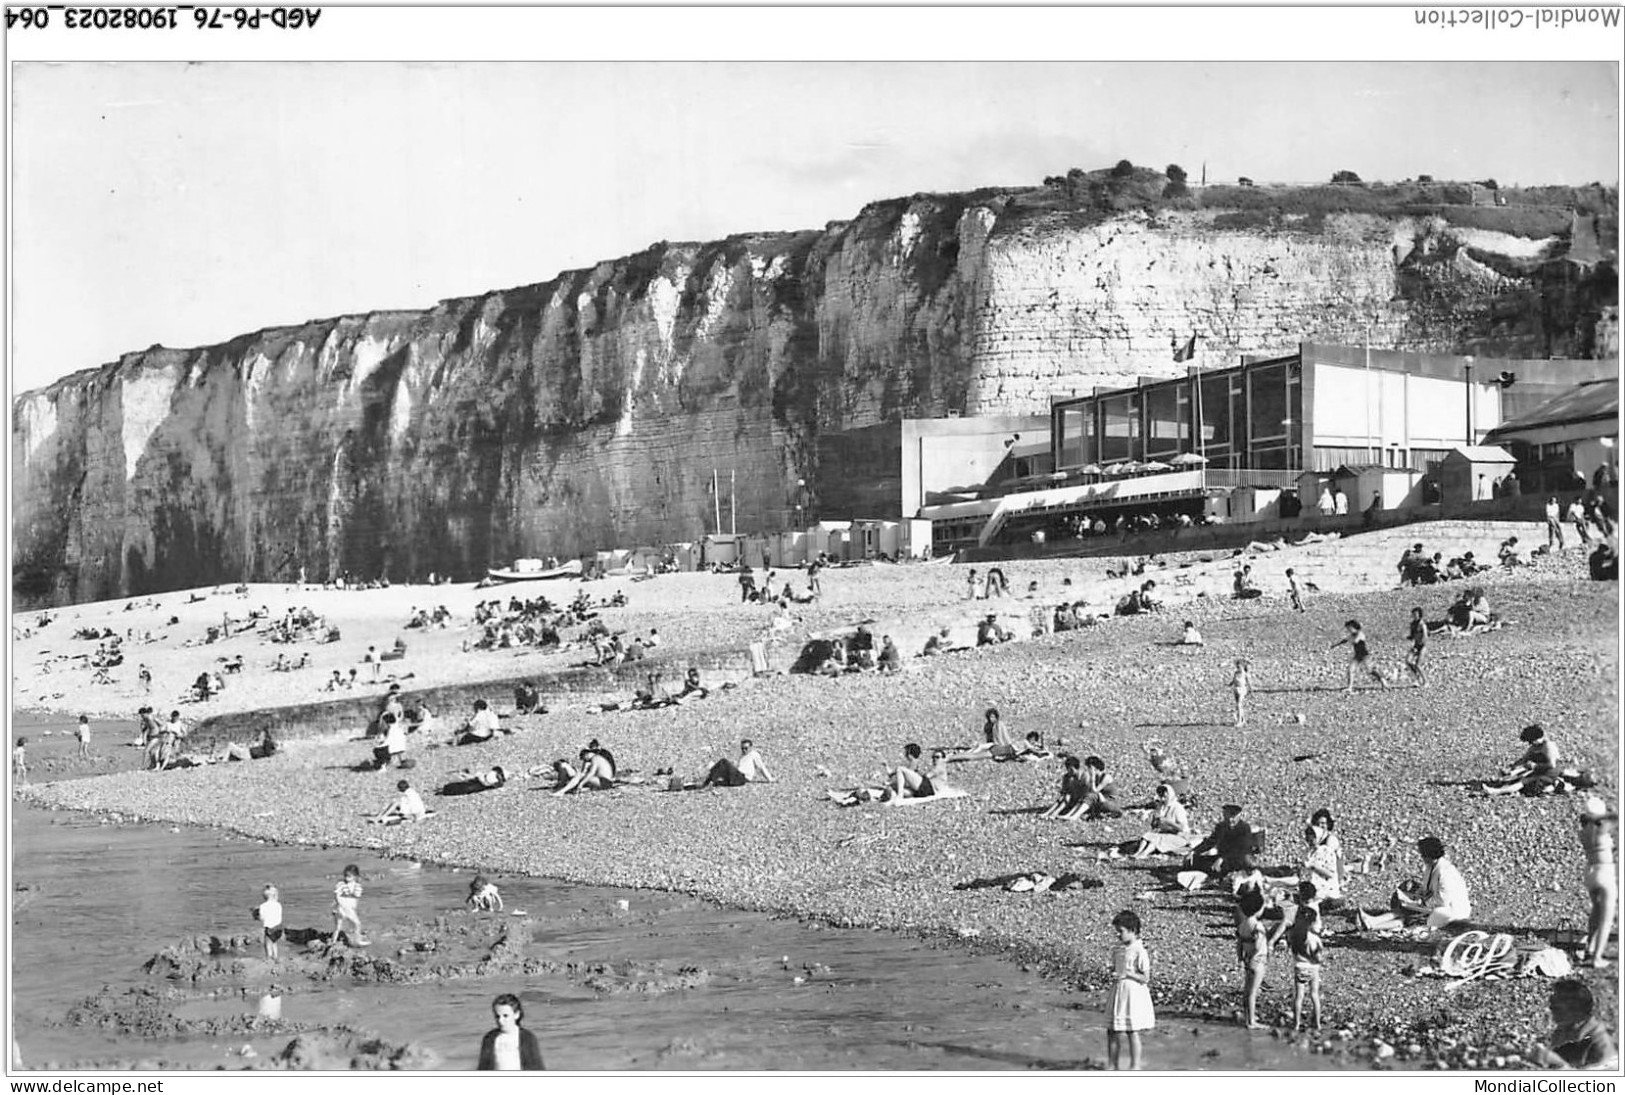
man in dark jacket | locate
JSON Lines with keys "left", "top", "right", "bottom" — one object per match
{"left": 1188, "top": 803, "right": 1256, "bottom": 876}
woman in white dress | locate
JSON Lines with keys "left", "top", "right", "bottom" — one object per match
{"left": 1105, "top": 909, "right": 1154, "bottom": 1070}
{"left": 1120, "top": 784, "right": 1196, "bottom": 858}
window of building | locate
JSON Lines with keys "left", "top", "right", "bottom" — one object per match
{"left": 1100, "top": 393, "right": 1137, "bottom": 462}
{"left": 1057, "top": 404, "right": 1091, "bottom": 468}
{"left": 1249, "top": 363, "right": 1289, "bottom": 451}
{"left": 1144, "top": 383, "right": 1185, "bottom": 457}
{"left": 1198, "top": 373, "right": 1231, "bottom": 460}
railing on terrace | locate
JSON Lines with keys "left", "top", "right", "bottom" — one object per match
{"left": 1199, "top": 468, "right": 1302, "bottom": 490}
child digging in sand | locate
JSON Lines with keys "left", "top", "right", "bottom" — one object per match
{"left": 254, "top": 884, "right": 283, "bottom": 960}
{"left": 332, "top": 864, "right": 369, "bottom": 946}
{"left": 467, "top": 875, "right": 504, "bottom": 912}
{"left": 1105, "top": 910, "right": 1154, "bottom": 1070}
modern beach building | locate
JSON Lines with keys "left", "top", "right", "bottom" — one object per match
{"left": 918, "top": 342, "right": 1616, "bottom": 552}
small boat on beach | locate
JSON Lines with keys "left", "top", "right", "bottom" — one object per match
{"left": 485, "top": 558, "right": 583, "bottom": 583}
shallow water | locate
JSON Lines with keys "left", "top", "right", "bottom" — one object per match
{"left": 8, "top": 801, "right": 1372, "bottom": 1072}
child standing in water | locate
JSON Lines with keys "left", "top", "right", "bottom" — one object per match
{"left": 76, "top": 716, "right": 91, "bottom": 761}
{"left": 1405, "top": 606, "right": 1428, "bottom": 686}
{"left": 1231, "top": 658, "right": 1252, "bottom": 727}
{"left": 1329, "top": 619, "right": 1387, "bottom": 693}
{"left": 254, "top": 884, "right": 284, "bottom": 960}
{"left": 332, "top": 864, "right": 368, "bottom": 946}
{"left": 12, "top": 738, "right": 26, "bottom": 787}
{"left": 1105, "top": 909, "right": 1154, "bottom": 1070}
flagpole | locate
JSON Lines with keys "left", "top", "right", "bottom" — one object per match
{"left": 730, "top": 470, "right": 737, "bottom": 536}
{"left": 712, "top": 469, "right": 721, "bottom": 537}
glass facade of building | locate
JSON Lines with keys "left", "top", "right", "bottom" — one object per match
{"left": 1053, "top": 358, "right": 1304, "bottom": 471}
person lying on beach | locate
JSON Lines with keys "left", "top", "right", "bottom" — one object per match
{"left": 373, "top": 779, "right": 430, "bottom": 823}
{"left": 553, "top": 749, "right": 615, "bottom": 796}
{"left": 1116, "top": 783, "right": 1195, "bottom": 858}
{"left": 1480, "top": 724, "right": 1565, "bottom": 796}
{"left": 455, "top": 699, "right": 502, "bottom": 745}
{"left": 439, "top": 766, "right": 508, "bottom": 797}
{"left": 886, "top": 743, "right": 936, "bottom": 800}
{"left": 1001, "top": 730, "right": 1055, "bottom": 762}
{"left": 466, "top": 875, "right": 504, "bottom": 912}
{"left": 1040, "top": 756, "right": 1090, "bottom": 819}
{"left": 699, "top": 738, "right": 776, "bottom": 788}
{"left": 1355, "top": 836, "right": 1471, "bottom": 932}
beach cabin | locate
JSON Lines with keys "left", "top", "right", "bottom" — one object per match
{"left": 1436, "top": 446, "right": 1517, "bottom": 507}
{"left": 851, "top": 518, "right": 902, "bottom": 559}
{"left": 700, "top": 534, "right": 743, "bottom": 568}
{"left": 769, "top": 530, "right": 809, "bottom": 568}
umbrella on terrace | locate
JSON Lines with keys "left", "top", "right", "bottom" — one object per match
{"left": 1141, "top": 460, "right": 1173, "bottom": 472}
{"left": 1171, "top": 452, "right": 1209, "bottom": 465}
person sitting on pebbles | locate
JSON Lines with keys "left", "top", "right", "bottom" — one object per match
{"left": 373, "top": 778, "right": 429, "bottom": 823}
{"left": 699, "top": 737, "right": 776, "bottom": 788}
{"left": 876, "top": 635, "right": 903, "bottom": 673}
{"left": 553, "top": 748, "right": 616, "bottom": 796}
{"left": 1186, "top": 804, "right": 1257, "bottom": 880}
{"left": 1528, "top": 980, "right": 1619, "bottom": 1070}
{"left": 921, "top": 627, "right": 953, "bottom": 656}
{"left": 1355, "top": 836, "right": 1471, "bottom": 932}
{"left": 885, "top": 743, "right": 936, "bottom": 801}
{"left": 674, "top": 667, "right": 708, "bottom": 702}
{"left": 1040, "top": 755, "right": 1091, "bottom": 820}
{"left": 1480, "top": 724, "right": 1563, "bottom": 796}
{"left": 513, "top": 681, "right": 543, "bottom": 716}
{"left": 455, "top": 699, "right": 502, "bottom": 746}
{"left": 977, "top": 613, "right": 1014, "bottom": 647}
{"left": 1117, "top": 783, "right": 1195, "bottom": 858}
{"left": 954, "top": 707, "right": 1018, "bottom": 761}
{"left": 1074, "top": 755, "right": 1125, "bottom": 819}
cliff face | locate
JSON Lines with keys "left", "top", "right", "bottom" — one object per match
{"left": 13, "top": 194, "right": 1618, "bottom": 605}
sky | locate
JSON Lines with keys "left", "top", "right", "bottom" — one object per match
{"left": 10, "top": 59, "right": 1619, "bottom": 394}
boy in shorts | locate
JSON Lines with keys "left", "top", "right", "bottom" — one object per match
{"left": 254, "top": 884, "right": 284, "bottom": 960}
{"left": 1287, "top": 904, "right": 1324, "bottom": 1031}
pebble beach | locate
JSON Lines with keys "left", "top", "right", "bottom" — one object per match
{"left": 14, "top": 536, "right": 1620, "bottom": 1069}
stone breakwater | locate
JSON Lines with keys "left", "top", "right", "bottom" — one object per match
{"left": 20, "top": 548, "right": 1619, "bottom": 1068}
{"left": 15, "top": 189, "right": 1616, "bottom": 605}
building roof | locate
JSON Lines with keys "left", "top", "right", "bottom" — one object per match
{"left": 1484, "top": 379, "right": 1618, "bottom": 439}
{"left": 1441, "top": 445, "right": 1517, "bottom": 464}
